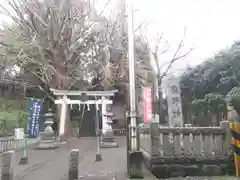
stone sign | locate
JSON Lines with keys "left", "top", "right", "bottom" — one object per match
{"left": 165, "top": 76, "right": 183, "bottom": 127}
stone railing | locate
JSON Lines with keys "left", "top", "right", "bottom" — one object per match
{"left": 139, "top": 121, "right": 234, "bottom": 178}
{"left": 139, "top": 127, "right": 151, "bottom": 156}
{"left": 0, "top": 139, "right": 16, "bottom": 153}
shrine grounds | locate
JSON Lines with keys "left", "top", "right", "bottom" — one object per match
{"left": 0, "top": 136, "right": 237, "bottom": 180}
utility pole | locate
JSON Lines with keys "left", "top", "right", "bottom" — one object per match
{"left": 126, "top": 0, "right": 143, "bottom": 178}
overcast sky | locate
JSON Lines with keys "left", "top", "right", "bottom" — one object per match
{"left": 102, "top": 0, "right": 240, "bottom": 71}
{"left": 1, "top": 0, "right": 240, "bottom": 71}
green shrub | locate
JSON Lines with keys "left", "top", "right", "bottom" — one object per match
{"left": 227, "top": 87, "right": 240, "bottom": 117}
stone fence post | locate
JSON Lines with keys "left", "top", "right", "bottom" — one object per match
{"left": 1, "top": 151, "right": 15, "bottom": 180}
{"left": 68, "top": 149, "right": 79, "bottom": 180}
{"left": 220, "top": 120, "right": 232, "bottom": 156}
{"left": 150, "top": 123, "right": 160, "bottom": 156}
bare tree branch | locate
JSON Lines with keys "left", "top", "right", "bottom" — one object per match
{"left": 38, "top": 85, "right": 55, "bottom": 102}
{"left": 142, "top": 27, "right": 195, "bottom": 80}
{"left": 160, "top": 29, "right": 195, "bottom": 79}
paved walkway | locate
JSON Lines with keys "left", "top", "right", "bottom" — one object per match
{"left": 14, "top": 138, "right": 95, "bottom": 180}
{"left": 0, "top": 137, "right": 156, "bottom": 180}
{"left": 0, "top": 137, "right": 237, "bottom": 180}
{"left": 77, "top": 137, "right": 127, "bottom": 180}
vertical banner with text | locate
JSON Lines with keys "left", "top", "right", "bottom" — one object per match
{"left": 27, "top": 98, "right": 44, "bottom": 138}
{"left": 143, "top": 87, "right": 152, "bottom": 123}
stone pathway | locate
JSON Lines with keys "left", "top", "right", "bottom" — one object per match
{"left": 78, "top": 138, "right": 127, "bottom": 177}
{"left": 2, "top": 136, "right": 235, "bottom": 180}
{"left": 14, "top": 138, "right": 95, "bottom": 180}
{"left": 6, "top": 137, "right": 155, "bottom": 180}
{"left": 74, "top": 137, "right": 156, "bottom": 180}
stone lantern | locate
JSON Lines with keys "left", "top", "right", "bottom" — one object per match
{"left": 44, "top": 109, "right": 54, "bottom": 132}
{"left": 36, "top": 109, "right": 59, "bottom": 150}
{"left": 100, "top": 110, "right": 118, "bottom": 148}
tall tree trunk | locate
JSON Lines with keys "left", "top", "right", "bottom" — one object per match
{"left": 156, "top": 77, "right": 166, "bottom": 125}
{"left": 54, "top": 62, "right": 73, "bottom": 138}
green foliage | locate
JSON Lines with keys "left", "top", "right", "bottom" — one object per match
{"left": 204, "top": 93, "right": 226, "bottom": 115}
{"left": 18, "top": 111, "right": 28, "bottom": 131}
{"left": 191, "top": 93, "right": 226, "bottom": 116}
{"left": 227, "top": 87, "right": 240, "bottom": 116}
{"left": 0, "top": 98, "right": 28, "bottom": 133}
{"left": 0, "top": 110, "right": 28, "bottom": 133}
{"left": 0, "top": 99, "right": 26, "bottom": 112}
{"left": 190, "top": 93, "right": 227, "bottom": 125}
{"left": 191, "top": 99, "right": 207, "bottom": 116}
{"left": 180, "top": 41, "right": 240, "bottom": 124}
{"left": 181, "top": 41, "right": 240, "bottom": 101}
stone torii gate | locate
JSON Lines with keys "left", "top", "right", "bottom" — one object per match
{"left": 49, "top": 88, "right": 118, "bottom": 141}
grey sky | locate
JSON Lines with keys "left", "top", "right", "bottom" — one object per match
{"left": 106, "top": 0, "right": 240, "bottom": 71}
{"left": 1, "top": 0, "right": 240, "bottom": 71}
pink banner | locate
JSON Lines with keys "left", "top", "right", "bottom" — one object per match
{"left": 143, "top": 87, "right": 152, "bottom": 123}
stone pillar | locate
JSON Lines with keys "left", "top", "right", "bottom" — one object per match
{"left": 101, "top": 96, "right": 108, "bottom": 133}
{"left": 1, "top": 151, "right": 15, "bottom": 180}
{"left": 59, "top": 96, "right": 68, "bottom": 141}
{"left": 220, "top": 121, "right": 232, "bottom": 156}
{"left": 150, "top": 123, "right": 160, "bottom": 157}
{"left": 68, "top": 149, "right": 79, "bottom": 180}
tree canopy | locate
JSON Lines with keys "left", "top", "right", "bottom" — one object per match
{"left": 180, "top": 41, "right": 240, "bottom": 124}
{"left": 181, "top": 41, "right": 240, "bottom": 100}
{"left": 0, "top": 0, "right": 153, "bottom": 101}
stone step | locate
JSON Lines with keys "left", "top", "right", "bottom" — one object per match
{"left": 99, "top": 142, "right": 119, "bottom": 148}
{"left": 40, "top": 137, "right": 55, "bottom": 141}
{"left": 39, "top": 132, "right": 55, "bottom": 137}
{"left": 36, "top": 142, "right": 60, "bottom": 150}
{"left": 79, "top": 173, "right": 117, "bottom": 180}
{"left": 39, "top": 139, "right": 56, "bottom": 143}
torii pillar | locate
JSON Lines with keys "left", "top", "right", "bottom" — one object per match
{"left": 59, "top": 95, "right": 68, "bottom": 141}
